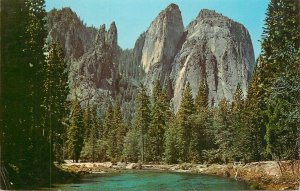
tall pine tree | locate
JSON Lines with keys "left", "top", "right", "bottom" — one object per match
{"left": 43, "top": 42, "right": 69, "bottom": 163}
{"left": 176, "top": 82, "right": 195, "bottom": 162}
{"left": 2, "top": 0, "right": 50, "bottom": 187}
{"left": 261, "top": 0, "right": 300, "bottom": 161}
{"left": 67, "top": 102, "right": 85, "bottom": 163}
{"left": 134, "top": 84, "right": 151, "bottom": 162}
{"left": 148, "top": 81, "right": 169, "bottom": 162}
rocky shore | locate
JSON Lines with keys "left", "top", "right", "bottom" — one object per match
{"left": 59, "top": 160, "right": 300, "bottom": 190}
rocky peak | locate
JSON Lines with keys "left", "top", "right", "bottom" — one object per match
{"left": 160, "top": 3, "right": 180, "bottom": 18}
{"left": 47, "top": 8, "right": 97, "bottom": 60}
{"left": 166, "top": 3, "right": 179, "bottom": 10}
{"left": 107, "top": 22, "right": 118, "bottom": 49}
{"left": 141, "top": 3, "right": 183, "bottom": 72}
{"left": 171, "top": 9, "right": 255, "bottom": 112}
{"left": 77, "top": 21, "right": 119, "bottom": 90}
{"left": 95, "top": 24, "right": 106, "bottom": 49}
{"left": 197, "top": 9, "right": 224, "bottom": 20}
{"left": 47, "top": 6, "right": 256, "bottom": 118}
{"left": 136, "top": 3, "right": 184, "bottom": 94}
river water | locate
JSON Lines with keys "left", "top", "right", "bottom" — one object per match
{"left": 53, "top": 170, "right": 251, "bottom": 190}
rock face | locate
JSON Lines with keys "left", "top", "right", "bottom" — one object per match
{"left": 79, "top": 22, "right": 119, "bottom": 90}
{"left": 136, "top": 3, "right": 184, "bottom": 93}
{"left": 47, "top": 8, "right": 97, "bottom": 60}
{"left": 170, "top": 9, "right": 255, "bottom": 112}
{"left": 47, "top": 4, "right": 255, "bottom": 116}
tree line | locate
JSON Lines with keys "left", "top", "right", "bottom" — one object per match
{"left": 67, "top": 0, "right": 299, "bottom": 165}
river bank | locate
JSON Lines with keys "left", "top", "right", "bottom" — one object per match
{"left": 59, "top": 160, "right": 300, "bottom": 190}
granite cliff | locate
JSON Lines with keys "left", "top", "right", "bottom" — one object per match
{"left": 46, "top": 4, "right": 255, "bottom": 115}
{"left": 170, "top": 9, "right": 255, "bottom": 111}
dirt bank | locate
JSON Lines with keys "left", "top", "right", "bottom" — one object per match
{"left": 59, "top": 160, "right": 300, "bottom": 190}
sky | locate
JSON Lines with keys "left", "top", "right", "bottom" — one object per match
{"left": 45, "top": 0, "right": 269, "bottom": 58}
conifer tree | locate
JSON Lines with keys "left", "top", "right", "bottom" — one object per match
{"left": 164, "top": 116, "right": 180, "bottom": 164}
{"left": 108, "top": 101, "right": 127, "bottom": 161}
{"left": 81, "top": 106, "right": 98, "bottom": 162}
{"left": 148, "top": 80, "right": 169, "bottom": 162}
{"left": 176, "top": 82, "right": 195, "bottom": 162}
{"left": 134, "top": 84, "right": 151, "bottom": 162}
{"left": 123, "top": 127, "right": 140, "bottom": 162}
{"left": 189, "top": 79, "right": 212, "bottom": 162}
{"left": 2, "top": 1, "right": 32, "bottom": 186}
{"left": 2, "top": 0, "right": 51, "bottom": 186}
{"left": 103, "top": 102, "right": 114, "bottom": 140}
{"left": 67, "top": 103, "right": 85, "bottom": 163}
{"left": 261, "top": 0, "right": 300, "bottom": 160}
{"left": 212, "top": 99, "right": 234, "bottom": 163}
{"left": 43, "top": 42, "right": 69, "bottom": 163}
{"left": 195, "top": 79, "right": 209, "bottom": 113}
{"left": 114, "top": 102, "right": 127, "bottom": 161}
{"left": 230, "top": 84, "right": 246, "bottom": 161}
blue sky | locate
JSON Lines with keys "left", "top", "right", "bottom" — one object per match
{"left": 45, "top": 0, "right": 269, "bottom": 58}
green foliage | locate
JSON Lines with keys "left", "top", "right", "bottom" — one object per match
{"left": 108, "top": 101, "right": 127, "bottom": 161}
{"left": 211, "top": 99, "right": 234, "bottom": 163}
{"left": 241, "top": 65, "right": 268, "bottom": 162}
{"left": 43, "top": 42, "right": 69, "bottom": 163}
{"left": 164, "top": 118, "right": 180, "bottom": 164}
{"left": 261, "top": 0, "right": 300, "bottom": 160}
{"left": 2, "top": 0, "right": 51, "bottom": 187}
{"left": 134, "top": 84, "right": 151, "bottom": 162}
{"left": 81, "top": 105, "right": 100, "bottom": 162}
{"left": 3, "top": 2, "right": 300, "bottom": 187}
{"left": 176, "top": 83, "right": 195, "bottom": 162}
{"left": 103, "top": 102, "right": 114, "bottom": 140}
{"left": 67, "top": 103, "right": 85, "bottom": 162}
{"left": 195, "top": 79, "right": 209, "bottom": 113}
{"left": 123, "top": 127, "right": 140, "bottom": 163}
{"left": 148, "top": 81, "right": 169, "bottom": 162}
{"left": 189, "top": 111, "right": 214, "bottom": 163}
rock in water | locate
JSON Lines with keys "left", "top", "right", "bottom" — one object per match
{"left": 170, "top": 9, "right": 255, "bottom": 112}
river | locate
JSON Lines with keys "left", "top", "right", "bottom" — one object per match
{"left": 53, "top": 170, "right": 251, "bottom": 190}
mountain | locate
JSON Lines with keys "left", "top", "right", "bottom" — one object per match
{"left": 78, "top": 23, "right": 119, "bottom": 90}
{"left": 46, "top": 4, "right": 255, "bottom": 116}
{"left": 47, "top": 8, "right": 97, "bottom": 60}
{"left": 136, "top": 4, "right": 184, "bottom": 94}
{"left": 170, "top": 9, "right": 255, "bottom": 112}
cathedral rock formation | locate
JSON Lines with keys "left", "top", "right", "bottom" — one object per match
{"left": 47, "top": 4, "right": 255, "bottom": 114}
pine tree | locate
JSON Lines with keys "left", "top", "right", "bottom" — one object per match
{"left": 134, "top": 84, "right": 151, "bottom": 162}
{"left": 230, "top": 84, "right": 246, "bottom": 161}
{"left": 43, "top": 42, "right": 69, "bottom": 163}
{"left": 67, "top": 103, "right": 85, "bottom": 163}
{"left": 148, "top": 81, "right": 169, "bottom": 162}
{"left": 108, "top": 101, "right": 127, "bottom": 161}
{"left": 2, "top": 0, "right": 50, "bottom": 187}
{"left": 81, "top": 105, "right": 99, "bottom": 162}
{"left": 176, "top": 82, "right": 195, "bottom": 162}
{"left": 195, "top": 79, "right": 209, "bottom": 113}
{"left": 243, "top": 68, "right": 267, "bottom": 162}
{"left": 164, "top": 116, "right": 180, "bottom": 164}
{"left": 2, "top": 0, "right": 32, "bottom": 186}
{"left": 103, "top": 102, "right": 114, "bottom": 140}
{"left": 189, "top": 79, "right": 212, "bottom": 162}
{"left": 212, "top": 99, "right": 234, "bottom": 163}
{"left": 123, "top": 127, "right": 140, "bottom": 163}
{"left": 115, "top": 102, "right": 127, "bottom": 161}
{"left": 261, "top": 0, "right": 300, "bottom": 161}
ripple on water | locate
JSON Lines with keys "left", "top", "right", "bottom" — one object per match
{"left": 53, "top": 171, "right": 251, "bottom": 191}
